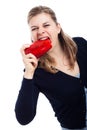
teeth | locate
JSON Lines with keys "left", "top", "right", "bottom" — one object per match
{"left": 39, "top": 37, "right": 49, "bottom": 40}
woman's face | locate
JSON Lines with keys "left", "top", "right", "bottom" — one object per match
{"left": 29, "top": 13, "right": 61, "bottom": 49}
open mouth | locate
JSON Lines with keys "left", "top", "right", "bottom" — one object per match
{"left": 38, "top": 37, "right": 50, "bottom": 41}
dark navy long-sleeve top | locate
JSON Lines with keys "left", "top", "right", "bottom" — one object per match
{"left": 15, "top": 37, "right": 87, "bottom": 129}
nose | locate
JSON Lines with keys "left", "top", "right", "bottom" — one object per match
{"left": 38, "top": 27, "right": 45, "bottom": 34}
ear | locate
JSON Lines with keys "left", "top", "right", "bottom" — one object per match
{"left": 57, "top": 23, "right": 61, "bottom": 34}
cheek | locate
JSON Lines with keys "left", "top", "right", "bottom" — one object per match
{"left": 51, "top": 33, "right": 58, "bottom": 47}
{"left": 50, "top": 27, "right": 59, "bottom": 36}
{"left": 51, "top": 31, "right": 58, "bottom": 41}
{"left": 31, "top": 32, "right": 37, "bottom": 41}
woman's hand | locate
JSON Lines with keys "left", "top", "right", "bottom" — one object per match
{"left": 20, "top": 44, "right": 39, "bottom": 79}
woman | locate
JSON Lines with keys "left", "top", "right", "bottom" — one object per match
{"left": 15, "top": 6, "right": 87, "bottom": 130}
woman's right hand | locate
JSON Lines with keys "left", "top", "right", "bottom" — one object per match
{"left": 20, "top": 44, "right": 39, "bottom": 79}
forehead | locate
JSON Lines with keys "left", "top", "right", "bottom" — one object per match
{"left": 29, "top": 13, "right": 53, "bottom": 26}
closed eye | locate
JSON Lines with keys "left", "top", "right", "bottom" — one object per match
{"left": 31, "top": 27, "right": 38, "bottom": 31}
{"left": 44, "top": 24, "right": 50, "bottom": 27}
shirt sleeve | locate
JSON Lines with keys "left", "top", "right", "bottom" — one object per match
{"left": 15, "top": 78, "right": 39, "bottom": 125}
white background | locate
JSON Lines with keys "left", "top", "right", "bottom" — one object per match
{"left": 0, "top": 0, "right": 87, "bottom": 130}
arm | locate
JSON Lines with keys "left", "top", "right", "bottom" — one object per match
{"left": 15, "top": 78, "right": 39, "bottom": 125}
{"left": 15, "top": 44, "right": 39, "bottom": 125}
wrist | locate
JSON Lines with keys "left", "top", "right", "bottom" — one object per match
{"left": 24, "top": 71, "right": 34, "bottom": 79}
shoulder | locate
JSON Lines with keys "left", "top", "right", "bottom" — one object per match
{"left": 73, "top": 37, "right": 87, "bottom": 56}
{"left": 73, "top": 37, "right": 87, "bottom": 61}
{"left": 72, "top": 37, "right": 87, "bottom": 42}
{"left": 72, "top": 37, "right": 87, "bottom": 48}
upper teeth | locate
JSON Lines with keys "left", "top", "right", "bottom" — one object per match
{"left": 39, "top": 37, "right": 48, "bottom": 40}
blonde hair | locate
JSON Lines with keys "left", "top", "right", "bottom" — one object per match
{"left": 27, "top": 6, "right": 77, "bottom": 73}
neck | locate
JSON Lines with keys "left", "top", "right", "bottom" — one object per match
{"left": 48, "top": 48, "right": 70, "bottom": 70}
{"left": 48, "top": 44, "right": 64, "bottom": 60}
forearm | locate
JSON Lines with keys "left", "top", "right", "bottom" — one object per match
{"left": 15, "top": 78, "right": 39, "bottom": 125}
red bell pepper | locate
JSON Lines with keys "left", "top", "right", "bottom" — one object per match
{"left": 24, "top": 39, "right": 52, "bottom": 58}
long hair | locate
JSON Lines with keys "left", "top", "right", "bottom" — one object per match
{"left": 27, "top": 5, "right": 77, "bottom": 73}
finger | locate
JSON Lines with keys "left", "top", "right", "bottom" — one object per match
{"left": 23, "top": 57, "right": 38, "bottom": 69}
{"left": 20, "top": 44, "right": 30, "bottom": 56}
{"left": 27, "top": 53, "right": 37, "bottom": 59}
{"left": 23, "top": 53, "right": 37, "bottom": 62}
{"left": 27, "top": 54, "right": 38, "bottom": 66}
